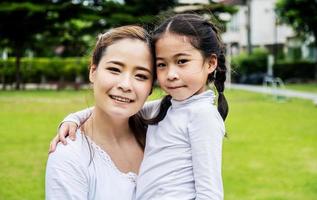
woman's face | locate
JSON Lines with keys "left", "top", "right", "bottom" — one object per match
{"left": 90, "top": 38, "right": 153, "bottom": 119}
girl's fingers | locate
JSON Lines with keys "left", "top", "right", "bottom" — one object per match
{"left": 48, "top": 135, "right": 59, "bottom": 153}
{"left": 58, "top": 124, "right": 69, "bottom": 145}
{"left": 69, "top": 124, "right": 78, "bottom": 141}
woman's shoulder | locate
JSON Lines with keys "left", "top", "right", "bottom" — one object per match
{"left": 48, "top": 130, "right": 90, "bottom": 165}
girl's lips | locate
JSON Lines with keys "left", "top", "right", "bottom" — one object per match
{"left": 167, "top": 85, "right": 186, "bottom": 90}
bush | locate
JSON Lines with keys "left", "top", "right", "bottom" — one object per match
{"left": 274, "top": 60, "right": 316, "bottom": 82}
{"left": 231, "top": 48, "right": 269, "bottom": 75}
{"left": 0, "top": 57, "right": 90, "bottom": 84}
{"left": 231, "top": 48, "right": 269, "bottom": 83}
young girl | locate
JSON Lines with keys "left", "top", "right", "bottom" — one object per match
{"left": 51, "top": 14, "right": 229, "bottom": 200}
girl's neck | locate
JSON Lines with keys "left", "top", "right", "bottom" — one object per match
{"left": 83, "top": 107, "right": 132, "bottom": 144}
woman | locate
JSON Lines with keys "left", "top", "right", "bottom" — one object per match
{"left": 45, "top": 25, "right": 155, "bottom": 200}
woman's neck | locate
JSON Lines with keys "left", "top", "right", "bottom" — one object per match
{"left": 83, "top": 107, "right": 133, "bottom": 145}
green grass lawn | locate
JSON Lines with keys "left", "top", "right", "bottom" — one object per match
{"left": 0, "top": 88, "right": 316, "bottom": 200}
{"left": 285, "top": 83, "right": 317, "bottom": 93}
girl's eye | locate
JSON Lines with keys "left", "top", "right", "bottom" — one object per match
{"left": 136, "top": 74, "right": 149, "bottom": 81}
{"left": 177, "top": 59, "right": 189, "bottom": 65}
{"left": 107, "top": 67, "right": 121, "bottom": 73}
{"left": 156, "top": 63, "right": 166, "bottom": 68}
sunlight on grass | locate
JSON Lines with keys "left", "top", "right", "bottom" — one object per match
{"left": 0, "top": 88, "right": 316, "bottom": 199}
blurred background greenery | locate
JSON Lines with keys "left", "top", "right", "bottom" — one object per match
{"left": 0, "top": 0, "right": 317, "bottom": 199}
{"left": 0, "top": 88, "right": 316, "bottom": 199}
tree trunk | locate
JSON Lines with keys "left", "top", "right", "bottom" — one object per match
{"left": 15, "top": 49, "right": 21, "bottom": 90}
{"left": 314, "top": 39, "right": 317, "bottom": 80}
{"left": 246, "top": 0, "right": 252, "bottom": 55}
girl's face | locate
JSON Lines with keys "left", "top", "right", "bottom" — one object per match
{"left": 90, "top": 38, "right": 153, "bottom": 118}
{"left": 155, "top": 33, "right": 217, "bottom": 101}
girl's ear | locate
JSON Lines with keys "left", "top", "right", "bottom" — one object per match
{"left": 89, "top": 64, "right": 97, "bottom": 83}
{"left": 207, "top": 54, "right": 218, "bottom": 74}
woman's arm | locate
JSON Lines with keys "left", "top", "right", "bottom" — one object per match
{"left": 46, "top": 141, "right": 88, "bottom": 199}
{"left": 188, "top": 107, "right": 225, "bottom": 200}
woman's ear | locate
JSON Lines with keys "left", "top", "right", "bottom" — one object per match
{"left": 89, "top": 65, "right": 97, "bottom": 83}
{"left": 207, "top": 54, "right": 218, "bottom": 74}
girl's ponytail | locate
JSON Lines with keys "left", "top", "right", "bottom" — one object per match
{"left": 145, "top": 95, "right": 172, "bottom": 125}
{"left": 150, "top": 13, "right": 229, "bottom": 123}
{"left": 214, "top": 52, "right": 229, "bottom": 121}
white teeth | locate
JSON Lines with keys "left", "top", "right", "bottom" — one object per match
{"left": 110, "top": 95, "right": 132, "bottom": 103}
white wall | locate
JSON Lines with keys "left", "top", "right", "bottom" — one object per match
{"left": 222, "top": 0, "right": 294, "bottom": 46}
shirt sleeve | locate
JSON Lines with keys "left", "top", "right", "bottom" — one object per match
{"left": 45, "top": 141, "right": 88, "bottom": 200}
{"left": 187, "top": 106, "right": 225, "bottom": 200}
{"left": 139, "top": 99, "right": 162, "bottom": 119}
{"left": 60, "top": 107, "right": 94, "bottom": 127}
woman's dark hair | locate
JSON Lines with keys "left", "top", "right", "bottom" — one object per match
{"left": 148, "top": 13, "right": 229, "bottom": 124}
{"left": 90, "top": 25, "right": 156, "bottom": 149}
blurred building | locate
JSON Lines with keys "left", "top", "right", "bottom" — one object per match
{"left": 177, "top": 0, "right": 315, "bottom": 61}
{"left": 220, "top": 0, "right": 315, "bottom": 61}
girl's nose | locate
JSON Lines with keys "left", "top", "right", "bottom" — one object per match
{"left": 166, "top": 66, "right": 179, "bottom": 81}
{"left": 118, "top": 74, "right": 132, "bottom": 92}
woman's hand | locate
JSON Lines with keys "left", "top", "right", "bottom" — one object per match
{"left": 48, "top": 122, "right": 78, "bottom": 153}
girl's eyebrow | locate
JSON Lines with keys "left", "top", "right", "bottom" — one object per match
{"left": 173, "top": 53, "right": 191, "bottom": 58}
{"left": 156, "top": 53, "right": 191, "bottom": 60}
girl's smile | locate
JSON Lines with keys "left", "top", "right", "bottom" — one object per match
{"left": 155, "top": 33, "right": 216, "bottom": 101}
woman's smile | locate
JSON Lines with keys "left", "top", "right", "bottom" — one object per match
{"left": 109, "top": 94, "right": 135, "bottom": 103}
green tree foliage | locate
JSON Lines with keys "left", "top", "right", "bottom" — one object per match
{"left": 276, "top": 0, "right": 317, "bottom": 38}
{"left": 0, "top": 0, "right": 95, "bottom": 89}
{"left": 0, "top": 0, "right": 237, "bottom": 89}
{"left": 276, "top": 0, "right": 317, "bottom": 57}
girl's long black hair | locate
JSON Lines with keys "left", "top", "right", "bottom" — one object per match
{"left": 146, "top": 13, "right": 229, "bottom": 125}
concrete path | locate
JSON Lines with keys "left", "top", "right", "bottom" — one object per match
{"left": 228, "top": 84, "right": 317, "bottom": 104}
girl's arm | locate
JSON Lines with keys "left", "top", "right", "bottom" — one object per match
{"left": 49, "top": 99, "right": 161, "bottom": 153}
{"left": 60, "top": 107, "right": 94, "bottom": 128}
{"left": 188, "top": 107, "right": 225, "bottom": 200}
{"left": 46, "top": 140, "right": 88, "bottom": 199}
{"left": 49, "top": 107, "right": 93, "bottom": 153}
{"left": 139, "top": 99, "right": 162, "bottom": 119}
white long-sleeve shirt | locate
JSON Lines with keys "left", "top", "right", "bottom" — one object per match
{"left": 61, "top": 90, "right": 225, "bottom": 200}
{"left": 46, "top": 131, "right": 137, "bottom": 200}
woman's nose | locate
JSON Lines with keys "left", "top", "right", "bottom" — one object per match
{"left": 118, "top": 74, "right": 132, "bottom": 92}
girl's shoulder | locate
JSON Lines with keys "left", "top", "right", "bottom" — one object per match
{"left": 189, "top": 102, "right": 224, "bottom": 126}
{"left": 140, "top": 99, "right": 162, "bottom": 119}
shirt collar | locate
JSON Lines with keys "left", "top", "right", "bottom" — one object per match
{"left": 170, "top": 90, "right": 215, "bottom": 108}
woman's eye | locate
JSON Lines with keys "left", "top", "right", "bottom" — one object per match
{"left": 107, "top": 67, "right": 120, "bottom": 73}
{"left": 156, "top": 63, "right": 166, "bottom": 68}
{"left": 177, "top": 59, "right": 188, "bottom": 65}
{"left": 136, "top": 74, "right": 149, "bottom": 81}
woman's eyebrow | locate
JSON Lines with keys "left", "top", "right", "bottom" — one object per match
{"left": 106, "top": 60, "right": 124, "bottom": 66}
{"left": 135, "top": 66, "right": 152, "bottom": 74}
{"left": 106, "top": 60, "right": 152, "bottom": 74}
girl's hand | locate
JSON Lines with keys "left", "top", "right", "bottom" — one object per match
{"left": 48, "top": 122, "right": 78, "bottom": 153}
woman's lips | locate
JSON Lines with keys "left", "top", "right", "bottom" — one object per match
{"left": 109, "top": 95, "right": 134, "bottom": 103}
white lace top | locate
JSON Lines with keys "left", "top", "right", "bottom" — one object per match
{"left": 46, "top": 130, "right": 137, "bottom": 200}
{"left": 60, "top": 90, "right": 225, "bottom": 200}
